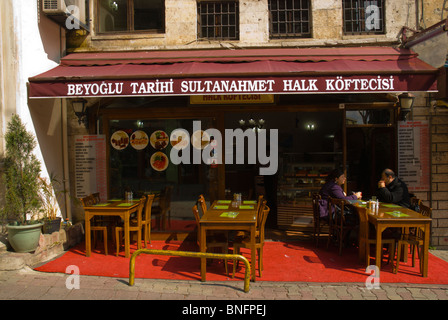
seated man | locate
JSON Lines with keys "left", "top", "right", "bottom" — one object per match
{"left": 376, "top": 168, "right": 411, "bottom": 208}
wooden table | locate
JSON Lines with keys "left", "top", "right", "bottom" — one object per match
{"left": 83, "top": 200, "right": 140, "bottom": 258}
{"left": 199, "top": 200, "right": 257, "bottom": 281}
{"left": 351, "top": 201, "right": 432, "bottom": 277}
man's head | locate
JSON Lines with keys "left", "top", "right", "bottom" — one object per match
{"left": 381, "top": 169, "right": 396, "bottom": 185}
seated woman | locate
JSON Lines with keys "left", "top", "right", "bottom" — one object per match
{"left": 318, "top": 169, "right": 362, "bottom": 223}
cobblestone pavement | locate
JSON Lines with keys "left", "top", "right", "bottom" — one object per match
{"left": 0, "top": 266, "right": 447, "bottom": 301}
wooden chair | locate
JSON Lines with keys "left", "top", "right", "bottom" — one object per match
{"left": 232, "top": 203, "right": 270, "bottom": 278}
{"left": 326, "top": 197, "right": 357, "bottom": 256}
{"left": 395, "top": 203, "right": 432, "bottom": 275}
{"left": 197, "top": 194, "right": 229, "bottom": 247}
{"left": 312, "top": 193, "right": 328, "bottom": 247}
{"left": 92, "top": 192, "right": 101, "bottom": 204}
{"left": 357, "top": 206, "right": 396, "bottom": 267}
{"left": 411, "top": 197, "right": 422, "bottom": 212}
{"left": 233, "top": 195, "right": 265, "bottom": 240}
{"left": 115, "top": 197, "right": 145, "bottom": 256}
{"left": 192, "top": 205, "right": 229, "bottom": 275}
{"left": 152, "top": 186, "right": 173, "bottom": 230}
{"left": 81, "top": 195, "right": 108, "bottom": 255}
{"left": 141, "top": 194, "right": 155, "bottom": 247}
{"left": 255, "top": 195, "right": 264, "bottom": 223}
{"left": 198, "top": 194, "right": 208, "bottom": 216}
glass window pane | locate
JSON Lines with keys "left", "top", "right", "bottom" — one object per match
{"left": 98, "top": 0, "right": 128, "bottom": 33}
{"left": 198, "top": 1, "right": 239, "bottom": 40}
{"left": 108, "top": 118, "right": 215, "bottom": 231}
{"left": 346, "top": 109, "right": 391, "bottom": 125}
{"left": 134, "top": 0, "right": 164, "bottom": 31}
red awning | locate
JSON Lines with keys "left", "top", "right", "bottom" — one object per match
{"left": 28, "top": 47, "right": 438, "bottom": 98}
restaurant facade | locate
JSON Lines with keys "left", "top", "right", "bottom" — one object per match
{"left": 4, "top": 1, "right": 448, "bottom": 247}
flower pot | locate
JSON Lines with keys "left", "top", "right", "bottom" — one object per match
{"left": 7, "top": 223, "right": 43, "bottom": 253}
{"left": 42, "top": 217, "right": 62, "bottom": 234}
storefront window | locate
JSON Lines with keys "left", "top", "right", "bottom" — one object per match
{"left": 343, "top": 0, "right": 385, "bottom": 35}
{"left": 346, "top": 109, "right": 392, "bottom": 125}
{"left": 108, "top": 117, "right": 216, "bottom": 230}
{"left": 98, "top": 0, "right": 165, "bottom": 33}
{"left": 224, "top": 111, "right": 343, "bottom": 207}
{"left": 268, "top": 0, "right": 312, "bottom": 39}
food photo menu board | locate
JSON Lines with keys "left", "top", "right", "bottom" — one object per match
{"left": 398, "top": 121, "right": 430, "bottom": 192}
{"left": 74, "top": 135, "right": 108, "bottom": 200}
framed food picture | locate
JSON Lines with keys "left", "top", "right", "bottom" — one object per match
{"left": 150, "top": 130, "right": 169, "bottom": 150}
{"left": 191, "top": 130, "right": 210, "bottom": 150}
{"left": 170, "top": 129, "right": 189, "bottom": 150}
{"left": 130, "top": 130, "right": 149, "bottom": 150}
{"left": 110, "top": 130, "right": 129, "bottom": 150}
{"left": 150, "top": 152, "right": 169, "bottom": 171}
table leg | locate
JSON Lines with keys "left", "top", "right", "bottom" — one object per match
{"left": 124, "top": 214, "right": 130, "bottom": 258}
{"left": 85, "top": 213, "right": 91, "bottom": 257}
{"left": 422, "top": 223, "right": 430, "bottom": 277}
{"left": 358, "top": 221, "right": 368, "bottom": 265}
{"left": 200, "top": 226, "right": 206, "bottom": 282}
{"left": 250, "top": 224, "right": 256, "bottom": 282}
{"left": 375, "top": 225, "right": 385, "bottom": 270}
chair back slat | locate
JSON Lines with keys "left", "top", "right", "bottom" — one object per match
{"left": 81, "top": 195, "right": 95, "bottom": 207}
{"left": 144, "top": 194, "right": 155, "bottom": 220}
{"left": 256, "top": 200, "right": 267, "bottom": 228}
{"left": 419, "top": 203, "right": 432, "bottom": 217}
{"left": 411, "top": 197, "right": 422, "bottom": 212}
{"left": 134, "top": 197, "right": 145, "bottom": 226}
{"left": 92, "top": 192, "right": 101, "bottom": 204}
{"left": 329, "top": 197, "right": 347, "bottom": 227}
{"left": 312, "top": 193, "right": 321, "bottom": 220}
{"left": 198, "top": 194, "right": 207, "bottom": 216}
{"left": 192, "top": 205, "right": 200, "bottom": 224}
{"left": 258, "top": 205, "right": 270, "bottom": 243}
{"left": 256, "top": 195, "right": 264, "bottom": 215}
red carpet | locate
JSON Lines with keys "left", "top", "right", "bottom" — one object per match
{"left": 35, "top": 240, "right": 448, "bottom": 284}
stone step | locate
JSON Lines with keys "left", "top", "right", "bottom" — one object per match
{"left": 0, "top": 222, "right": 84, "bottom": 271}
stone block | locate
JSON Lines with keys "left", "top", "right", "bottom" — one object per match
{"left": 0, "top": 252, "right": 26, "bottom": 270}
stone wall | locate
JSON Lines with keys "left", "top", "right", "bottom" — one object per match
{"left": 70, "top": 0, "right": 427, "bottom": 52}
{"left": 430, "top": 112, "right": 448, "bottom": 248}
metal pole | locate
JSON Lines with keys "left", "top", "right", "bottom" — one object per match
{"left": 129, "top": 249, "right": 251, "bottom": 293}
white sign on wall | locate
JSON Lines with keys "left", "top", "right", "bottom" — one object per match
{"left": 398, "top": 121, "right": 430, "bottom": 192}
{"left": 75, "top": 135, "right": 108, "bottom": 201}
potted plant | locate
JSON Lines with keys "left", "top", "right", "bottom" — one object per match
{"left": 1, "top": 114, "right": 43, "bottom": 252}
{"left": 39, "top": 174, "right": 64, "bottom": 234}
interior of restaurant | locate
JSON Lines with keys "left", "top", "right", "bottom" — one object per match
{"left": 97, "top": 93, "right": 397, "bottom": 234}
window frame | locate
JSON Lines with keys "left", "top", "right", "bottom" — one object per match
{"left": 268, "top": 0, "right": 312, "bottom": 39}
{"left": 197, "top": 0, "right": 240, "bottom": 41}
{"left": 96, "top": 0, "right": 166, "bottom": 35}
{"left": 342, "top": 0, "right": 385, "bottom": 35}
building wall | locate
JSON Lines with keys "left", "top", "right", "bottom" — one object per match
{"left": 0, "top": 0, "right": 68, "bottom": 223}
{"left": 69, "top": 0, "right": 430, "bottom": 51}
{"left": 62, "top": 0, "right": 448, "bottom": 246}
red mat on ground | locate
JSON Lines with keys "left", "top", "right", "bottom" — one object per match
{"left": 35, "top": 240, "right": 448, "bottom": 284}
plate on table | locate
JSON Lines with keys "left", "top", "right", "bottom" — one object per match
{"left": 130, "top": 130, "right": 149, "bottom": 150}
{"left": 150, "top": 130, "right": 169, "bottom": 150}
{"left": 150, "top": 152, "right": 169, "bottom": 171}
{"left": 110, "top": 130, "right": 129, "bottom": 150}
